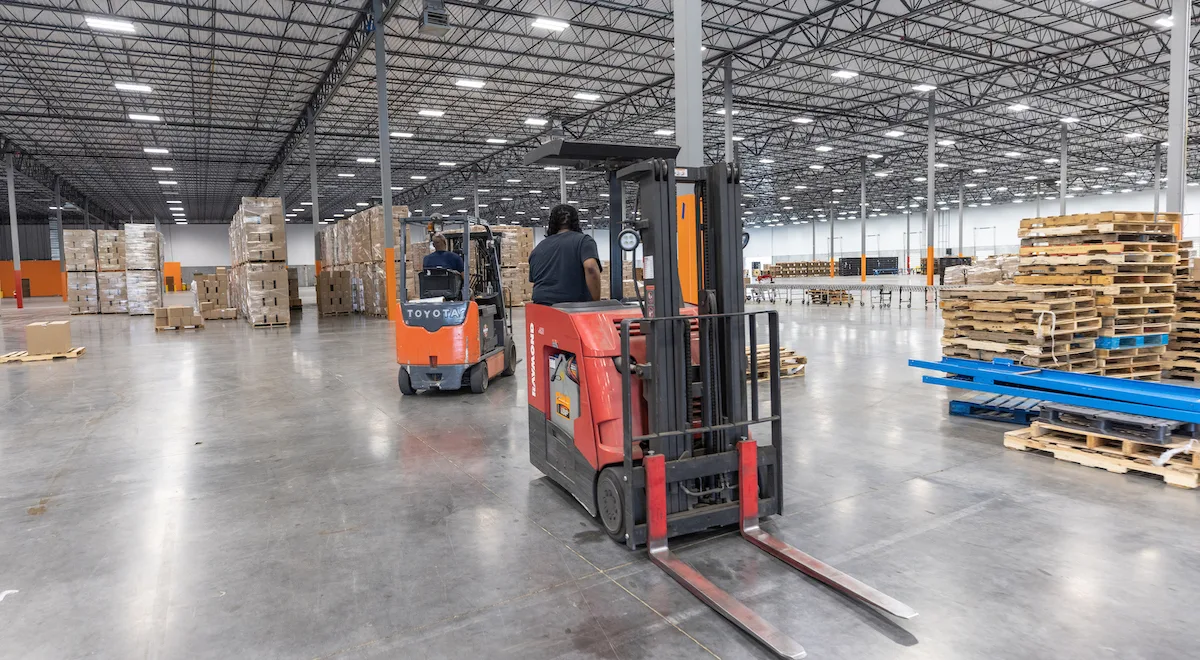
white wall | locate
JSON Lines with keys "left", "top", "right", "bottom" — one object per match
{"left": 160, "top": 223, "right": 315, "bottom": 267}
{"left": 744, "top": 188, "right": 1200, "bottom": 268}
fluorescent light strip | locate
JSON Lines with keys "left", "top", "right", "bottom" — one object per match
{"left": 129, "top": 113, "right": 160, "bottom": 122}
{"left": 114, "top": 82, "right": 152, "bottom": 93}
{"left": 144, "top": 147, "right": 169, "bottom": 154}
{"left": 531, "top": 17, "right": 570, "bottom": 31}
{"left": 417, "top": 109, "right": 445, "bottom": 117}
{"left": 85, "top": 16, "right": 135, "bottom": 32}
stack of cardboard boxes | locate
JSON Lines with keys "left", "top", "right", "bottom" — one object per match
{"left": 154, "top": 305, "right": 205, "bottom": 330}
{"left": 96, "top": 229, "right": 127, "bottom": 314}
{"left": 317, "top": 205, "right": 408, "bottom": 315}
{"left": 599, "top": 259, "right": 637, "bottom": 300}
{"left": 229, "top": 197, "right": 290, "bottom": 326}
{"left": 192, "top": 268, "right": 238, "bottom": 320}
{"left": 316, "top": 270, "right": 352, "bottom": 315}
{"left": 63, "top": 229, "right": 98, "bottom": 314}
{"left": 494, "top": 226, "right": 533, "bottom": 306}
{"left": 125, "top": 224, "right": 164, "bottom": 315}
{"left": 287, "top": 267, "right": 302, "bottom": 309}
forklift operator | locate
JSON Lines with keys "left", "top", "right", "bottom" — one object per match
{"left": 423, "top": 233, "right": 464, "bottom": 272}
{"left": 529, "top": 204, "right": 603, "bottom": 304}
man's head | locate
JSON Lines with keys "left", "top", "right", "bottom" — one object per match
{"left": 432, "top": 233, "right": 448, "bottom": 251}
{"left": 547, "top": 204, "right": 581, "bottom": 235}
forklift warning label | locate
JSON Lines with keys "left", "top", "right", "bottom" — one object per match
{"left": 528, "top": 322, "right": 537, "bottom": 398}
{"left": 555, "top": 393, "right": 571, "bottom": 419}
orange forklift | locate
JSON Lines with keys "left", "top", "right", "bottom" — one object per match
{"left": 395, "top": 215, "right": 517, "bottom": 394}
{"left": 523, "top": 141, "right": 916, "bottom": 658}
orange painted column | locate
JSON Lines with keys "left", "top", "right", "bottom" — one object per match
{"left": 860, "top": 254, "right": 866, "bottom": 282}
{"left": 829, "top": 259, "right": 835, "bottom": 278}
{"left": 12, "top": 269, "right": 22, "bottom": 308}
{"left": 926, "top": 246, "right": 935, "bottom": 286}
{"left": 314, "top": 259, "right": 322, "bottom": 276}
{"left": 384, "top": 247, "right": 397, "bottom": 320}
{"left": 61, "top": 271, "right": 68, "bottom": 301}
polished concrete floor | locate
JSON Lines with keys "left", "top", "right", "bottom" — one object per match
{"left": 3, "top": 290, "right": 1200, "bottom": 659}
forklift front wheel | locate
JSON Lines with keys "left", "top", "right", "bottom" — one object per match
{"left": 500, "top": 341, "right": 517, "bottom": 377}
{"left": 469, "top": 361, "right": 489, "bottom": 394}
{"left": 398, "top": 368, "right": 416, "bottom": 396}
{"left": 596, "top": 467, "right": 626, "bottom": 542}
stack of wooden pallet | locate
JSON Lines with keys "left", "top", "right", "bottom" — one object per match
{"left": 808, "top": 290, "right": 852, "bottom": 305}
{"left": 1015, "top": 211, "right": 1178, "bottom": 380}
{"left": 745, "top": 344, "right": 806, "bottom": 380}
{"left": 940, "top": 285, "right": 1099, "bottom": 372}
{"left": 1166, "top": 271, "right": 1200, "bottom": 381}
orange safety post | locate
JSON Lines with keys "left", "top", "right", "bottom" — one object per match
{"left": 314, "top": 259, "right": 322, "bottom": 276}
{"left": 829, "top": 259, "right": 835, "bottom": 278}
{"left": 926, "top": 246, "right": 935, "bottom": 286}
{"left": 860, "top": 254, "right": 866, "bottom": 282}
{"left": 61, "top": 270, "right": 68, "bottom": 301}
{"left": 384, "top": 247, "right": 398, "bottom": 320}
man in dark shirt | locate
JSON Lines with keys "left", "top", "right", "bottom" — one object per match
{"left": 528, "top": 204, "right": 603, "bottom": 305}
{"left": 422, "top": 233, "right": 464, "bottom": 272}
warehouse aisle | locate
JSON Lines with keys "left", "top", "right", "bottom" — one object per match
{"left": 2, "top": 296, "right": 1200, "bottom": 659}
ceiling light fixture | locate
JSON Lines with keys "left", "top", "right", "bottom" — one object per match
{"left": 85, "top": 16, "right": 136, "bottom": 32}
{"left": 1004, "top": 151, "right": 1023, "bottom": 158}
{"left": 129, "top": 113, "right": 160, "bottom": 122}
{"left": 759, "top": 158, "right": 775, "bottom": 164}
{"left": 972, "top": 168, "right": 987, "bottom": 173}
{"left": 524, "top": 118, "right": 548, "bottom": 126}
{"left": 1156, "top": 17, "right": 1173, "bottom": 28}
{"left": 1060, "top": 117, "right": 1080, "bottom": 124}
{"left": 151, "top": 166, "right": 173, "bottom": 172}
{"left": 1008, "top": 103, "right": 1030, "bottom": 112}
{"left": 809, "top": 165, "right": 824, "bottom": 170}
{"left": 114, "top": 82, "right": 152, "bottom": 93}
{"left": 937, "top": 139, "right": 955, "bottom": 146}
{"left": 815, "top": 145, "right": 833, "bottom": 152}
{"left": 831, "top": 70, "right": 859, "bottom": 79}
{"left": 158, "top": 180, "right": 177, "bottom": 185}
{"left": 485, "top": 138, "right": 508, "bottom": 144}
{"left": 885, "top": 130, "right": 905, "bottom": 138}
{"left": 356, "top": 157, "right": 376, "bottom": 163}
{"left": 792, "top": 117, "right": 814, "bottom": 124}
{"left": 531, "top": 17, "right": 570, "bottom": 31}
{"left": 418, "top": 109, "right": 445, "bottom": 117}
{"left": 411, "top": 175, "right": 427, "bottom": 180}
{"left": 438, "top": 162, "right": 457, "bottom": 167}
{"left": 653, "top": 129, "right": 674, "bottom": 136}
{"left": 573, "top": 92, "right": 600, "bottom": 102}
{"left": 143, "top": 147, "right": 168, "bottom": 154}
{"left": 337, "top": 173, "right": 355, "bottom": 177}
{"left": 390, "top": 132, "right": 414, "bottom": 138}
{"left": 454, "top": 79, "right": 485, "bottom": 89}
{"left": 715, "top": 108, "right": 740, "bottom": 115}
{"left": 912, "top": 83, "right": 936, "bottom": 92}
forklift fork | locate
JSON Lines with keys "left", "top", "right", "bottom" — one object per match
{"left": 642, "top": 442, "right": 917, "bottom": 660}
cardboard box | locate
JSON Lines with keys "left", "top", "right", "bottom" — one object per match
{"left": 25, "top": 321, "right": 72, "bottom": 355}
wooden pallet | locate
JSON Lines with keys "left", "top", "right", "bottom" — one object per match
{"left": 1019, "top": 211, "right": 1182, "bottom": 229}
{"left": 1004, "top": 422, "right": 1200, "bottom": 488}
{"left": 1019, "top": 254, "right": 1176, "bottom": 268}
{"left": 1019, "top": 222, "right": 1177, "bottom": 238}
{"left": 746, "top": 345, "right": 806, "bottom": 379}
{"left": 941, "top": 336, "right": 1094, "bottom": 357}
{"left": 252, "top": 321, "right": 291, "bottom": 328}
{"left": 155, "top": 324, "right": 204, "bottom": 331}
{"left": 0, "top": 347, "right": 86, "bottom": 363}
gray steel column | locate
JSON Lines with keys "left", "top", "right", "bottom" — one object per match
{"left": 5, "top": 153, "right": 21, "bottom": 307}
{"left": 1036, "top": 182, "right": 1041, "bottom": 217}
{"left": 277, "top": 159, "right": 286, "bottom": 206}
{"left": 828, "top": 199, "right": 834, "bottom": 276}
{"left": 958, "top": 176, "right": 965, "bottom": 256}
{"left": 372, "top": 0, "right": 396, "bottom": 318}
{"left": 473, "top": 176, "right": 480, "bottom": 217}
{"left": 925, "top": 90, "right": 935, "bottom": 285}
{"left": 1059, "top": 123, "right": 1068, "bottom": 215}
{"left": 905, "top": 206, "right": 911, "bottom": 273}
{"left": 1154, "top": 141, "right": 1163, "bottom": 217}
{"left": 859, "top": 157, "right": 867, "bottom": 280}
{"left": 84, "top": 198, "right": 90, "bottom": 230}
{"left": 673, "top": 0, "right": 703, "bottom": 168}
{"left": 54, "top": 177, "right": 64, "bottom": 272}
{"left": 559, "top": 167, "right": 567, "bottom": 203}
{"left": 812, "top": 219, "right": 816, "bottom": 261}
{"left": 723, "top": 56, "right": 734, "bottom": 163}
{"left": 308, "top": 110, "right": 321, "bottom": 263}
{"left": 1166, "top": 1, "right": 1192, "bottom": 214}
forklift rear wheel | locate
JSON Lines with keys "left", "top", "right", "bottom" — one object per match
{"left": 500, "top": 341, "right": 517, "bottom": 377}
{"left": 469, "top": 361, "right": 489, "bottom": 394}
{"left": 596, "top": 467, "right": 626, "bottom": 542}
{"left": 398, "top": 368, "right": 416, "bottom": 395}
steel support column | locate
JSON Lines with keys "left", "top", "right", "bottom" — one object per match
{"left": 925, "top": 91, "right": 935, "bottom": 286}
{"left": 859, "top": 157, "right": 867, "bottom": 282}
{"left": 559, "top": 167, "right": 567, "bottom": 204}
{"left": 1154, "top": 141, "right": 1163, "bottom": 217}
{"left": 55, "top": 177, "right": 65, "bottom": 300}
{"left": 723, "top": 56, "right": 734, "bottom": 164}
{"left": 1166, "top": 2, "right": 1192, "bottom": 216}
{"left": 473, "top": 176, "right": 480, "bottom": 217}
{"left": 1059, "top": 123, "right": 1068, "bottom": 215}
{"left": 309, "top": 110, "right": 321, "bottom": 271}
{"left": 958, "top": 176, "right": 965, "bottom": 257}
{"left": 673, "top": 0, "right": 703, "bottom": 168}
{"left": 829, "top": 200, "right": 835, "bottom": 278}
{"left": 905, "top": 207, "right": 911, "bottom": 273}
{"left": 372, "top": 0, "right": 397, "bottom": 320}
{"left": 6, "top": 153, "right": 22, "bottom": 308}
{"left": 608, "top": 172, "right": 623, "bottom": 297}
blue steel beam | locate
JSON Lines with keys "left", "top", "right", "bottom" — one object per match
{"left": 909, "top": 357, "right": 1200, "bottom": 413}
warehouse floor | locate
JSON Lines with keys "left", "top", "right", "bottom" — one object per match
{"left": 3, "top": 291, "right": 1199, "bottom": 659}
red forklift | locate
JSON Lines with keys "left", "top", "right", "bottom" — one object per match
{"left": 523, "top": 141, "right": 916, "bottom": 658}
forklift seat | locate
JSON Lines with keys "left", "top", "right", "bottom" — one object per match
{"left": 418, "top": 268, "right": 464, "bottom": 300}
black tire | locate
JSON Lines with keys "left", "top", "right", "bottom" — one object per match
{"left": 596, "top": 467, "right": 626, "bottom": 543}
{"left": 398, "top": 367, "right": 416, "bottom": 395}
{"left": 500, "top": 341, "right": 517, "bottom": 377}
{"left": 469, "top": 361, "right": 489, "bottom": 394}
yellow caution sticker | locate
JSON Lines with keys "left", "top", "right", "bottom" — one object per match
{"left": 555, "top": 392, "right": 571, "bottom": 419}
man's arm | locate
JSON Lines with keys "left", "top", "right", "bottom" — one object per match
{"left": 584, "top": 258, "right": 602, "bottom": 301}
